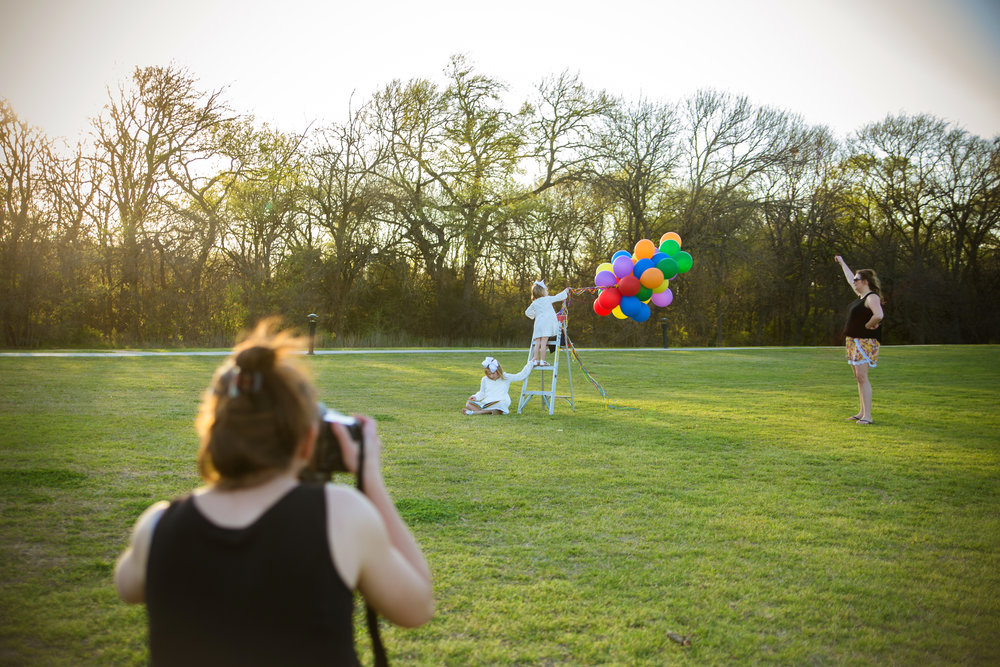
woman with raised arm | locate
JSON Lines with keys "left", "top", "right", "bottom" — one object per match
{"left": 114, "top": 319, "right": 433, "bottom": 665}
{"left": 834, "top": 255, "right": 884, "bottom": 425}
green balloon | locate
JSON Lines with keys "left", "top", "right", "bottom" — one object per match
{"left": 675, "top": 251, "right": 693, "bottom": 273}
{"left": 636, "top": 286, "right": 653, "bottom": 302}
{"left": 656, "top": 257, "right": 679, "bottom": 280}
{"left": 659, "top": 239, "right": 681, "bottom": 256}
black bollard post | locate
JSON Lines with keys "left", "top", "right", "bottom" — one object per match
{"left": 660, "top": 317, "right": 668, "bottom": 349}
{"left": 307, "top": 313, "right": 318, "bottom": 355}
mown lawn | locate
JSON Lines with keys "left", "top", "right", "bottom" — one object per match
{"left": 1, "top": 345, "right": 998, "bottom": 665}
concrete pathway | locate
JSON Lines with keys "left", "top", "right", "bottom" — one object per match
{"left": 0, "top": 346, "right": 842, "bottom": 358}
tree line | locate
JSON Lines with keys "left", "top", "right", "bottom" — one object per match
{"left": 2, "top": 56, "right": 998, "bottom": 349}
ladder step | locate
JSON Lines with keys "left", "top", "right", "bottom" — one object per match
{"left": 518, "top": 324, "right": 573, "bottom": 414}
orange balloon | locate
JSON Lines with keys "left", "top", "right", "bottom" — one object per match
{"left": 659, "top": 232, "right": 682, "bottom": 247}
{"left": 633, "top": 239, "right": 656, "bottom": 260}
{"left": 640, "top": 267, "right": 664, "bottom": 289}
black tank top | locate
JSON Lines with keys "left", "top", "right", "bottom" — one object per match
{"left": 146, "top": 484, "right": 359, "bottom": 666}
{"left": 843, "top": 293, "right": 882, "bottom": 341}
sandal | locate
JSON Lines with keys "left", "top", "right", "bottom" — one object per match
{"left": 856, "top": 419, "right": 873, "bottom": 425}
{"left": 845, "top": 415, "right": 861, "bottom": 421}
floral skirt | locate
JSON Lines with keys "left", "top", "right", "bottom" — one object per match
{"left": 845, "top": 337, "right": 879, "bottom": 367}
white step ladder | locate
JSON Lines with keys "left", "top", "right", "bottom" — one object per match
{"left": 517, "top": 321, "right": 574, "bottom": 415}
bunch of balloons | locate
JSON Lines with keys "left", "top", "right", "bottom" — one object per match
{"left": 592, "top": 232, "right": 693, "bottom": 322}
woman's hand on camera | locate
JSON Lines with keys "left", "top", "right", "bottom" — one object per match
{"left": 330, "top": 415, "right": 382, "bottom": 485}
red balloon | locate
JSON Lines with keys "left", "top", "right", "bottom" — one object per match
{"left": 593, "top": 300, "right": 612, "bottom": 316}
{"left": 596, "top": 287, "right": 622, "bottom": 310}
{"left": 617, "top": 274, "right": 641, "bottom": 297}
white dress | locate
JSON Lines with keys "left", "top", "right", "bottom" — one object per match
{"left": 471, "top": 361, "right": 534, "bottom": 414}
{"left": 524, "top": 289, "right": 569, "bottom": 339}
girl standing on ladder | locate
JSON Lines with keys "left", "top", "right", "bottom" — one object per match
{"left": 524, "top": 280, "right": 568, "bottom": 367}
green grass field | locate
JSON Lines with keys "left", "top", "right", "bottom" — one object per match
{"left": 1, "top": 346, "right": 998, "bottom": 665}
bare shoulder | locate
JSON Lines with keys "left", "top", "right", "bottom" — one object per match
{"left": 128, "top": 500, "right": 170, "bottom": 554}
{"left": 323, "top": 483, "right": 390, "bottom": 588}
{"left": 135, "top": 500, "right": 170, "bottom": 537}
{"left": 114, "top": 500, "right": 169, "bottom": 603}
{"left": 324, "top": 484, "right": 381, "bottom": 530}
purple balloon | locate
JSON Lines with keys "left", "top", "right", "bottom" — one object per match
{"left": 612, "top": 255, "right": 634, "bottom": 278}
{"left": 651, "top": 288, "right": 674, "bottom": 307}
{"left": 595, "top": 270, "right": 617, "bottom": 287}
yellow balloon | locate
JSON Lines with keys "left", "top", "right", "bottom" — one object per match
{"left": 652, "top": 279, "right": 670, "bottom": 293}
{"left": 612, "top": 306, "right": 628, "bottom": 320}
{"left": 595, "top": 262, "right": 613, "bottom": 276}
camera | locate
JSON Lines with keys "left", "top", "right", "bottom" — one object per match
{"left": 300, "top": 403, "right": 363, "bottom": 482}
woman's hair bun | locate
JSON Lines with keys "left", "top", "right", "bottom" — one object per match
{"left": 234, "top": 345, "right": 277, "bottom": 373}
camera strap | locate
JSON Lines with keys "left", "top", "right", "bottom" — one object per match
{"left": 355, "top": 433, "right": 389, "bottom": 667}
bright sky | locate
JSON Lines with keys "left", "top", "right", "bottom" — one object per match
{"left": 2, "top": 0, "right": 998, "bottom": 143}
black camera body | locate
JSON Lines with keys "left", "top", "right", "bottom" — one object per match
{"left": 300, "top": 404, "right": 363, "bottom": 483}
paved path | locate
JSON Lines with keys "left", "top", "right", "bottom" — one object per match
{"left": 0, "top": 347, "right": 842, "bottom": 358}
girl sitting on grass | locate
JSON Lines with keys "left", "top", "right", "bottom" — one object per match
{"left": 463, "top": 356, "right": 533, "bottom": 415}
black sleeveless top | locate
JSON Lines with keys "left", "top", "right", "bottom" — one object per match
{"left": 843, "top": 293, "right": 882, "bottom": 341}
{"left": 146, "top": 484, "right": 359, "bottom": 666}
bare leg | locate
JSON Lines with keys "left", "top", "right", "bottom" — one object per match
{"left": 532, "top": 337, "right": 545, "bottom": 363}
{"left": 463, "top": 399, "right": 502, "bottom": 415}
{"left": 853, "top": 364, "right": 873, "bottom": 422}
{"left": 462, "top": 401, "right": 501, "bottom": 415}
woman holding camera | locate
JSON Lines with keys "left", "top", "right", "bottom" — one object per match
{"left": 114, "top": 320, "right": 433, "bottom": 665}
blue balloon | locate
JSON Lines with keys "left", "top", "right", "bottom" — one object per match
{"left": 631, "top": 301, "right": 652, "bottom": 322}
{"left": 651, "top": 252, "right": 668, "bottom": 264}
{"left": 632, "top": 258, "right": 655, "bottom": 279}
{"left": 619, "top": 295, "right": 642, "bottom": 318}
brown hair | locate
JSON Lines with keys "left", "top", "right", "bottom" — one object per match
{"left": 531, "top": 283, "right": 547, "bottom": 299}
{"left": 195, "top": 319, "right": 318, "bottom": 488}
{"left": 857, "top": 269, "right": 881, "bottom": 295}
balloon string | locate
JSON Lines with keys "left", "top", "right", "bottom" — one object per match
{"left": 560, "top": 294, "right": 637, "bottom": 411}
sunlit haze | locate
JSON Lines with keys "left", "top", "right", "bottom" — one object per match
{"left": 2, "top": 0, "right": 998, "bottom": 143}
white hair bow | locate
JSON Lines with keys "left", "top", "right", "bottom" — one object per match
{"left": 481, "top": 356, "right": 499, "bottom": 373}
{"left": 533, "top": 279, "right": 546, "bottom": 289}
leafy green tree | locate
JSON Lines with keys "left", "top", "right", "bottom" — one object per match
{"left": 0, "top": 101, "right": 57, "bottom": 345}
{"left": 848, "top": 114, "right": 952, "bottom": 341}
{"left": 756, "top": 125, "right": 849, "bottom": 344}
{"left": 590, "top": 97, "right": 682, "bottom": 244}
{"left": 218, "top": 125, "right": 306, "bottom": 324}
{"left": 302, "top": 101, "right": 397, "bottom": 338}
{"left": 677, "top": 89, "right": 803, "bottom": 345}
{"left": 93, "top": 65, "right": 231, "bottom": 341}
